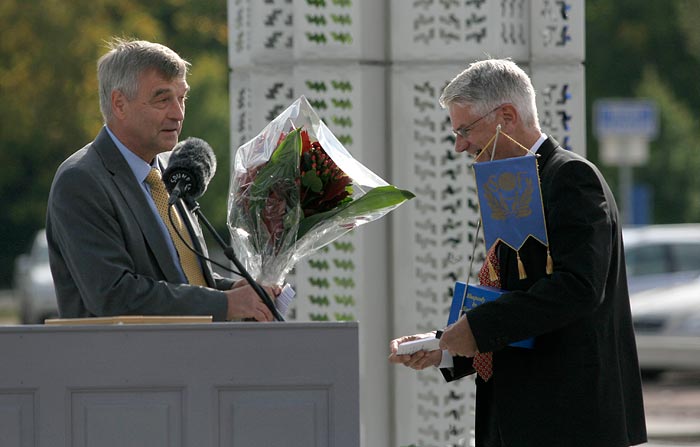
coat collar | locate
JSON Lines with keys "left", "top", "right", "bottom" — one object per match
{"left": 535, "top": 135, "right": 560, "bottom": 173}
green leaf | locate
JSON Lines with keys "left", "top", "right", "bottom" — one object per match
{"left": 297, "top": 185, "right": 415, "bottom": 239}
{"left": 301, "top": 170, "right": 323, "bottom": 193}
{"left": 249, "top": 128, "right": 303, "bottom": 216}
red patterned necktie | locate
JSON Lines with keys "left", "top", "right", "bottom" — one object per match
{"left": 474, "top": 244, "right": 500, "bottom": 382}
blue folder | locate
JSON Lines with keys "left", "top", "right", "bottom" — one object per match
{"left": 448, "top": 281, "right": 534, "bottom": 349}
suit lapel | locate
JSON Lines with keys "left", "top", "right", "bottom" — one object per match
{"left": 93, "top": 129, "right": 185, "bottom": 283}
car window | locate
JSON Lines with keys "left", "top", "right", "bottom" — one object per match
{"left": 626, "top": 244, "right": 669, "bottom": 276}
{"left": 672, "top": 243, "right": 700, "bottom": 272}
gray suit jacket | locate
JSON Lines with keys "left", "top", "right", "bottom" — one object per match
{"left": 46, "top": 127, "right": 234, "bottom": 321}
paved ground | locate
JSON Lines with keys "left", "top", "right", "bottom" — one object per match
{"left": 644, "top": 371, "right": 700, "bottom": 446}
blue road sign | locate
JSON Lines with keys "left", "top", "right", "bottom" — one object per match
{"left": 593, "top": 99, "right": 659, "bottom": 138}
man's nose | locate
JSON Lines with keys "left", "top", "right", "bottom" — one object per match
{"left": 169, "top": 100, "right": 185, "bottom": 120}
{"left": 454, "top": 138, "right": 469, "bottom": 154}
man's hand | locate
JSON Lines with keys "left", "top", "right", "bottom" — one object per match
{"left": 230, "top": 279, "right": 247, "bottom": 289}
{"left": 439, "top": 314, "right": 478, "bottom": 357}
{"left": 225, "top": 283, "right": 280, "bottom": 321}
{"left": 388, "top": 332, "right": 442, "bottom": 370}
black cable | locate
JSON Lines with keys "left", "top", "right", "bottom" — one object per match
{"left": 170, "top": 199, "right": 284, "bottom": 322}
{"left": 167, "top": 206, "right": 243, "bottom": 277}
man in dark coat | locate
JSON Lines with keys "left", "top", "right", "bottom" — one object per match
{"left": 389, "top": 59, "right": 647, "bottom": 447}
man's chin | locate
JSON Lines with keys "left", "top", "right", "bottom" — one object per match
{"left": 160, "top": 131, "right": 180, "bottom": 150}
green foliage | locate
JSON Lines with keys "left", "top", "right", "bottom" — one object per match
{"left": 587, "top": 0, "right": 700, "bottom": 223}
{"left": 296, "top": 185, "right": 415, "bottom": 240}
{"left": 636, "top": 68, "right": 700, "bottom": 222}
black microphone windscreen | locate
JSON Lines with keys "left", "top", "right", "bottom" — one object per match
{"left": 163, "top": 137, "right": 217, "bottom": 200}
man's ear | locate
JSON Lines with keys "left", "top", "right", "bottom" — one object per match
{"left": 111, "top": 90, "right": 128, "bottom": 120}
{"left": 500, "top": 103, "right": 518, "bottom": 126}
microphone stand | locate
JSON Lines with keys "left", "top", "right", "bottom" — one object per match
{"left": 183, "top": 197, "right": 284, "bottom": 322}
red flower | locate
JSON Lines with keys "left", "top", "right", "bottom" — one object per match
{"left": 299, "top": 130, "right": 352, "bottom": 217}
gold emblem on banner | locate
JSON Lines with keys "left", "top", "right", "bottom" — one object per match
{"left": 483, "top": 172, "right": 534, "bottom": 220}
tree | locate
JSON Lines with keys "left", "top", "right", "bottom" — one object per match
{"left": 586, "top": 0, "right": 700, "bottom": 223}
{"left": 636, "top": 68, "right": 700, "bottom": 222}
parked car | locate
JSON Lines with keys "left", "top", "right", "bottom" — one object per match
{"left": 623, "top": 224, "right": 700, "bottom": 294}
{"left": 623, "top": 224, "right": 700, "bottom": 377}
{"left": 631, "top": 278, "right": 700, "bottom": 378}
{"left": 13, "top": 230, "right": 58, "bottom": 324}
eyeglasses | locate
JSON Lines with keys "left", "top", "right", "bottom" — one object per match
{"left": 451, "top": 105, "right": 503, "bottom": 139}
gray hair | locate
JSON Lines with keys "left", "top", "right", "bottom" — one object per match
{"left": 97, "top": 38, "right": 190, "bottom": 123}
{"left": 439, "top": 59, "right": 540, "bottom": 130}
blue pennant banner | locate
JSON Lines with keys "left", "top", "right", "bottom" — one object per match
{"left": 473, "top": 155, "right": 548, "bottom": 251}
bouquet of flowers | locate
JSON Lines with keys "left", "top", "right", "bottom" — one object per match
{"left": 228, "top": 95, "right": 414, "bottom": 286}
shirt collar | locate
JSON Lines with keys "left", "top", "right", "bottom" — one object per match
{"left": 105, "top": 126, "right": 157, "bottom": 184}
{"left": 530, "top": 132, "right": 548, "bottom": 154}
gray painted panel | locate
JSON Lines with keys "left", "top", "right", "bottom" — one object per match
{"left": 71, "top": 390, "right": 182, "bottom": 447}
{"left": 0, "top": 322, "right": 358, "bottom": 446}
{"left": 0, "top": 406, "right": 21, "bottom": 447}
{"left": 219, "top": 387, "right": 328, "bottom": 447}
{"left": 0, "top": 393, "right": 34, "bottom": 447}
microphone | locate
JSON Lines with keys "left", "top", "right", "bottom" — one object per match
{"left": 162, "top": 137, "right": 217, "bottom": 206}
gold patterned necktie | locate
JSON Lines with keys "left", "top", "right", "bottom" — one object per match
{"left": 474, "top": 244, "right": 500, "bottom": 382}
{"left": 145, "top": 168, "right": 207, "bottom": 286}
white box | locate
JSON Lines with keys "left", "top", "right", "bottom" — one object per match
{"left": 531, "top": 63, "right": 587, "bottom": 156}
{"left": 391, "top": 0, "right": 530, "bottom": 63}
{"left": 230, "top": 64, "right": 386, "bottom": 157}
{"left": 294, "top": 0, "right": 386, "bottom": 62}
{"left": 229, "top": 65, "right": 296, "bottom": 152}
{"left": 293, "top": 63, "right": 386, "bottom": 169}
{"left": 530, "top": 0, "right": 585, "bottom": 62}
{"left": 228, "top": 0, "right": 386, "bottom": 67}
{"left": 228, "top": 0, "right": 294, "bottom": 68}
{"left": 390, "top": 63, "right": 479, "bottom": 447}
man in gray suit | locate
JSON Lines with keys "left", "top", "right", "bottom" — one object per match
{"left": 46, "top": 38, "right": 277, "bottom": 322}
